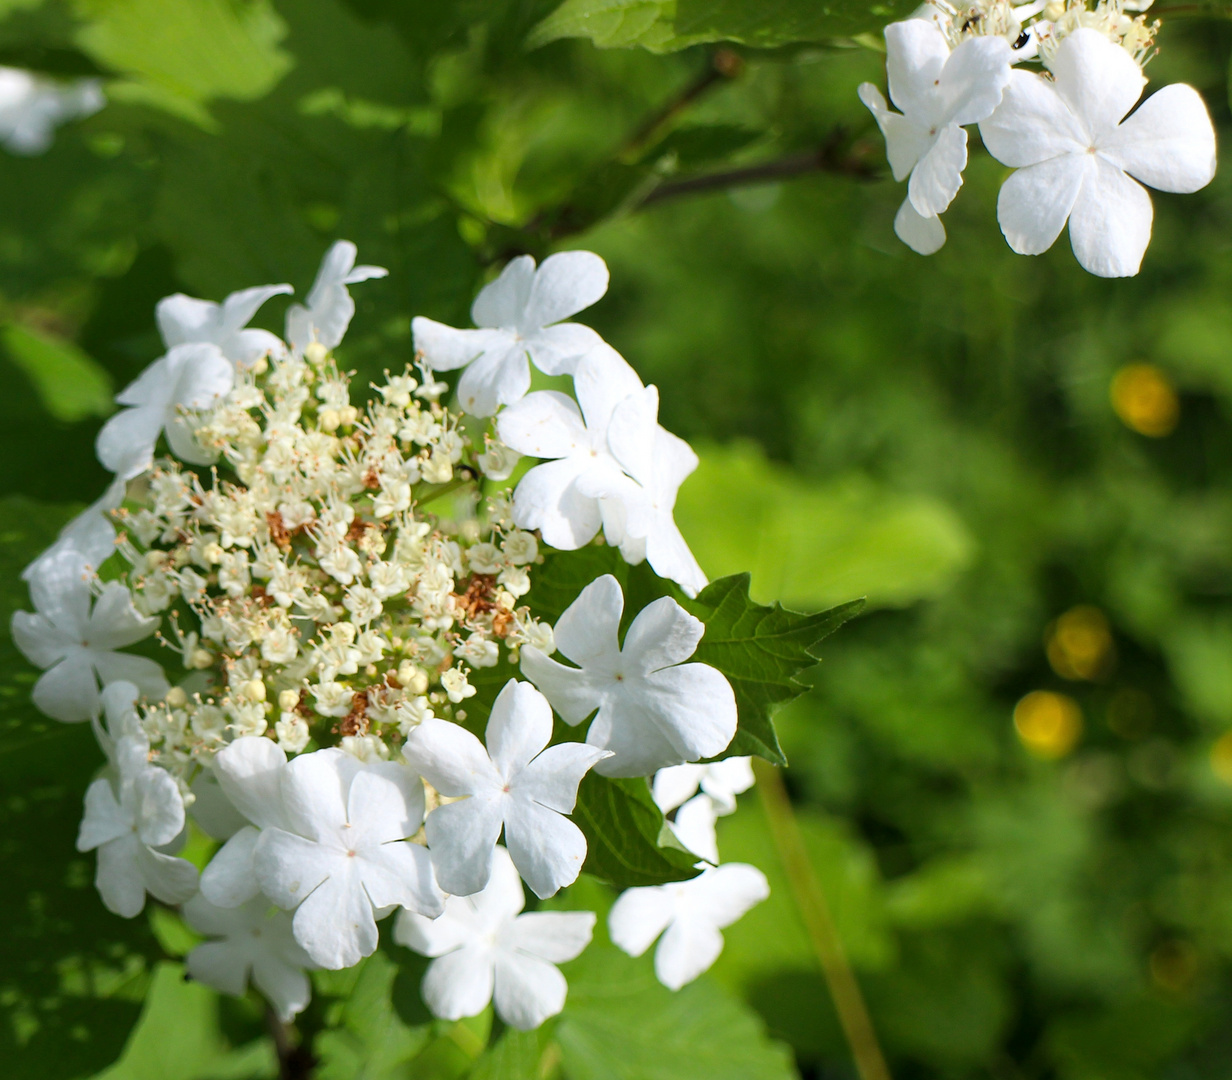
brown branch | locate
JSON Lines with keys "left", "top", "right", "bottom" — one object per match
{"left": 266, "top": 1007, "right": 316, "bottom": 1080}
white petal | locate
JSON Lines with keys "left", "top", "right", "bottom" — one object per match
{"left": 1068, "top": 157, "right": 1153, "bottom": 277}
{"left": 291, "top": 868, "right": 378, "bottom": 969}
{"left": 456, "top": 341, "right": 531, "bottom": 418}
{"left": 251, "top": 953, "right": 313, "bottom": 1022}
{"left": 156, "top": 294, "right": 217, "bottom": 347}
{"left": 487, "top": 680, "right": 553, "bottom": 780}
{"left": 164, "top": 414, "right": 218, "bottom": 467}
{"left": 644, "top": 512, "right": 708, "bottom": 599}
{"left": 573, "top": 343, "right": 645, "bottom": 433}
{"left": 520, "top": 250, "right": 609, "bottom": 330}
{"left": 1050, "top": 29, "right": 1144, "bottom": 140}
{"left": 279, "top": 748, "right": 354, "bottom": 842}
{"left": 525, "top": 322, "right": 605, "bottom": 377}
{"left": 1100, "top": 83, "right": 1216, "bottom": 194}
{"left": 653, "top": 914, "right": 724, "bottom": 990}
{"left": 185, "top": 940, "right": 250, "bottom": 997}
{"left": 996, "top": 154, "right": 1087, "bottom": 256}
{"left": 496, "top": 391, "right": 587, "bottom": 459}
{"left": 133, "top": 765, "right": 186, "bottom": 847}
{"left": 11, "top": 612, "right": 68, "bottom": 670}
{"left": 395, "top": 904, "right": 473, "bottom": 958}
{"left": 907, "top": 124, "right": 967, "bottom": 218}
{"left": 554, "top": 574, "right": 623, "bottom": 668}
{"left": 96, "top": 405, "right": 162, "bottom": 479}
{"left": 885, "top": 19, "right": 950, "bottom": 116}
{"left": 77, "top": 777, "right": 130, "bottom": 851}
{"left": 939, "top": 35, "right": 1011, "bottom": 127}
{"left": 358, "top": 838, "right": 443, "bottom": 916}
{"left": 639, "top": 663, "right": 738, "bottom": 763}
{"left": 473, "top": 846, "right": 529, "bottom": 923}
{"left": 893, "top": 199, "right": 947, "bottom": 256}
{"left": 651, "top": 764, "right": 705, "bottom": 814}
{"left": 200, "top": 826, "right": 261, "bottom": 907}
{"left": 671, "top": 794, "right": 718, "bottom": 864}
{"left": 404, "top": 716, "right": 501, "bottom": 797}
{"left": 519, "top": 648, "right": 604, "bottom": 726}
{"left": 255, "top": 828, "right": 342, "bottom": 910}
{"left": 424, "top": 795, "right": 504, "bottom": 897}
{"left": 493, "top": 950, "right": 568, "bottom": 1029}
{"left": 502, "top": 910, "right": 595, "bottom": 964}
{"left": 979, "top": 69, "right": 1086, "bottom": 168}
{"left": 472, "top": 255, "right": 536, "bottom": 329}
{"left": 503, "top": 797, "right": 588, "bottom": 898}
{"left": 510, "top": 457, "right": 601, "bottom": 550}
{"left": 516, "top": 742, "right": 608, "bottom": 814}
{"left": 94, "top": 834, "right": 146, "bottom": 917}
{"left": 114, "top": 356, "right": 173, "bottom": 408}
{"left": 411, "top": 317, "right": 510, "bottom": 372}
{"left": 166, "top": 342, "right": 234, "bottom": 410}
{"left": 588, "top": 697, "right": 686, "bottom": 779}
{"left": 213, "top": 736, "right": 289, "bottom": 830}
{"left": 347, "top": 763, "right": 425, "bottom": 847}
{"left": 422, "top": 946, "right": 496, "bottom": 1020}
{"left": 29, "top": 546, "right": 92, "bottom": 636}
{"left": 136, "top": 844, "right": 199, "bottom": 905}
{"left": 608, "top": 886, "right": 674, "bottom": 957}
{"left": 221, "top": 283, "right": 294, "bottom": 334}
{"left": 687, "top": 863, "right": 770, "bottom": 929}
{"left": 87, "top": 582, "right": 159, "bottom": 649}
{"left": 33, "top": 655, "right": 99, "bottom": 722}
{"left": 621, "top": 596, "right": 703, "bottom": 675}
{"left": 857, "top": 82, "right": 930, "bottom": 182}
{"left": 605, "top": 386, "right": 660, "bottom": 490}
{"left": 185, "top": 775, "right": 247, "bottom": 848}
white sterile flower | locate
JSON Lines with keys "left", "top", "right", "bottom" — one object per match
{"left": 75, "top": 757, "right": 199, "bottom": 918}
{"left": 608, "top": 863, "right": 769, "bottom": 990}
{"left": 669, "top": 792, "right": 719, "bottom": 866}
{"left": 979, "top": 29, "right": 1216, "bottom": 277}
{"left": 96, "top": 343, "right": 235, "bottom": 479}
{"left": 199, "top": 736, "right": 293, "bottom": 907}
{"left": 183, "top": 895, "right": 317, "bottom": 1021}
{"left": 157, "top": 283, "right": 292, "bottom": 368}
{"left": 0, "top": 67, "right": 103, "bottom": 155}
{"left": 412, "top": 251, "right": 609, "bottom": 418}
{"left": 653, "top": 757, "right": 755, "bottom": 817}
{"left": 22, "top": 475, "right": 125, "bottom": 581}
{"left": 254, "top": 748, "right": 443, "bottom": 969}
{"left": 286, "top": 240, "right": 387, "bottom": 353}
{"left": 11, "top": 547, "right": 167, "bottom": 722}
{"left": 395, "top": 846, "right": 595, "bottom": 1030}
{"left": 859, "top": 18, "right": 1012, "bottom": 253}
{"left": 498, "top": 344, "right": 646, "bottom": 551}
{"left": 404, "top": 680, "right": 609, "bottom": 898}
{"left": 520, "top": 575, "right": 737, "bottom": 777}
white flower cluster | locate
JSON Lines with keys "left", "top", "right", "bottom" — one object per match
{"left": 860, "top": 1, "right": 1217, "bottom": 277}
{"left": 0, "top": 66, "right": 103, "bottom": 155}
{"left": 13, "top": 241, "right": 765, "bottom": 1030}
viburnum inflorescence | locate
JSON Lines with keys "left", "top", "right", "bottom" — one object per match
{"left": 13, "top": 240, "right": 767, "bottom": 1030}
{"left": 859, "top": 0, "right": 1217, "bottom": 276}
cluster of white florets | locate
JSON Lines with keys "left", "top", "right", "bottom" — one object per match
{"left": 13, "top": 240, "right": 767, "bottom": 1032}
{"left": 859, "top": 0, "right": 1215, "bottom": 276}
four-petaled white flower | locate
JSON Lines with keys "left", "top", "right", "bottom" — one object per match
{"left": 286, "top": 240, "right": 387, "bottom": 353}
{"left": 96, "top": 342, "right": 234, "bottom": 479}
{"left": 75, "top": 739, "right": 199, "bottom": 918}
{"left": 653, "top": 757, "right": 755, "bottom": 817}
{"left": 404, "top": 679, "right": 609, "bottom": 899}
{"left": 183, "top": 894, "right": 317, "bottom": 1022}
{"left": 157, "top": 283, "right": 292, "bottom": 369}
{"left": 521, "top": 575, "right": 737, "bottom": 777}
{"left": 395, "top": 846, "right": 595, "bottom": 1030}
{"left": 497, "top": 344, "right": 646, "bottom": 551}
{"left": 412, "top": 251, "right": 609, "bottom": 417}
{"left": 22, "top": 476, "right": 124, "bottom": 582}
{"left": 199, "top": 736, "right": 293, "bottom": 907}
{"left": 11, "top": 547, "right": 167, "bottom": 722}
{"left": 0, "top": 67, "right": 103, "bottom": 155}
{"left": 608, "top": 863, "right": 769, "bottom": 990}
{"left": 253, "top": 748, "right": 443, "bottom": 969}
{"left": 859, "top": 18, "right": 1012, "bottom": 255}
{"left": 979, "top": 28, "right": 1216, "bottom": 277}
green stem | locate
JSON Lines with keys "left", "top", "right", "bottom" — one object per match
{"left": 753, "top": 758, "right": 892, "bottom": 1080}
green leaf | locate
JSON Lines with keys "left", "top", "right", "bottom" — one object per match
{"left": 686, "top": 573, "right": 864, "bottom": 764}
{"left": 528, "top": 0, "right": 917, "bottom": 52}
{"left": 556, "top": 940, "right": 796, "bottom": 1080}
{"left": 573, "top": 773, "right": 702, "bottom": 887}
{"left": 469, "top": 1026, "right": 553, "bottom": 1080}
{"left": 1, "top": 322, "right": 114, "bottom": 423}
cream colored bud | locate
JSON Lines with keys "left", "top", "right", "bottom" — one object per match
{"left": 251, "top": 356, "right": 269, "bottom": 375}
{"left": 165, "top": 686, "right": 188, "bottom": 707}
{"left": 397, "top": 662, "right": 429, "bottom": 695}
{"left": 243, "top": 679, "right": 267, "bottom": 703}
{"left": 189, "top": 648, "right": 214, "bottom": 669}
{"left": 145, "top": 550, "right": 169, "bottom": 572}
{"left": 305, "top": 341, "right": 329, "bottom": 365}
{"left": 339, "top": 405, "right": 359, "bottom": 426}
{"left": 278, "top": 689, "right": 301, "bottom": 712}
{"left": 202, "top": 542, "right": 225, "bottom": 565}
{"left": 319, "top": 408, "right": 341, "bottom": 432}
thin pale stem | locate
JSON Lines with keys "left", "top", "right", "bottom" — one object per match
{"left": 265, "top": 1007, "right": 315, "bottom": 1080}
{"left": 753, "top": 757, "right": 893, "bottom": 1080}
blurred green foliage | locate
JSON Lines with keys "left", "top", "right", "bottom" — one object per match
{"left": 4, "top": 0, "right": 1232, "bottom": 1078}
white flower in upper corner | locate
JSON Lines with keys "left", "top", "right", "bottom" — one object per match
{"left": 395, "top": 846, "right": 595, "bottom": 1030}
{"left": 521, "top": 575, "right": 737, "bottom": 778}
{"left": 669, "top": 793, "right": 719, "bottom": 866}
{"left": 183, "top": 895, "right": 317, "bottom": 1022}
{"left": 412, "top": 251, "right": 609, "bottom": 418}
{"left": 0, "top": 67, "right": 103, "bottom": 155}
{"left": 858, "top": 18, "right": 1012, "bottom": 253}
{"left": 75, "top": 755, "right": 199, "bottom": 918}
{"left": 979, "top": 28, "right": 1216, "bottom": 277}
{"left": 654, "top": 757, "right": 755, "bottom": 817}
{"left": 95, "top": 342, "right": 234, "bottom": 479}
{"left": 253, "top": 748, "right": 443, "bottom": 969}
{"left": 286, "top": 240, "right": 387, "bottom": 354}
{"left": 404, "top": 679, "right": 608, "bottom": 899}
{"left": 497, "top": 344, "right": 646, "bottom": 551}
{"left": 11, "top": 547, "right": 167, "bottom": 722}
{"left": 157, "top": 283, "right": 292, "bottom": 369}
{"left": 199, "top": 736, "right": 292, "bottom": 907}
{"left": 22, "top": 476, "right": 125, "bottom": 581}
{"left": 609, "top": 863, "right": 769, "bottom": 990}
